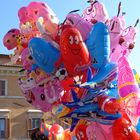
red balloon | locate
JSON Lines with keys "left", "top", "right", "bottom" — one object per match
{"left": 49, "top": 124, "right": 64, "bottom": 140}
{"left": 98, "top": 94, "right": 122, "bottom": 114}
{"left": 112, "top": 113, "right": 139, "bottom": 140}
{"left": 59, "top": 27, "right": 91, "bottom": 77}
{"left": 50, "top": 124, "right": 64, "bottom": 134}
{"left": 75, "top": 124, "right": 88, "bottom": 140}
{"left": 55, "top": 24, "right": 72, "bottom": 45}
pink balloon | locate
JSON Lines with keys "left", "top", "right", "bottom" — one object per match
{"left": 27, "top": 2, "right": 48, "bottom": 21}
{"left": 18, "top": 81, "right": 53, "bottom": 112}
{"left": 86, "top": 122, "right": 113, "bottom": 140}
{"left": 18, "top": 75, "right": 64, "bottom": 112}
{"left": 118, "top": 55, "right": 140, "bottom": 125}
{"left": 21, "top": 48, "right": 32, "bottom": 71}
{"left": 44, "top": 79, "right": 64, "bottom": 104}
{"left": 82, "top": 1, "right": 109, "bottom": 24}
{"left": 109, "top": 3, "right": 126, "bottom": 63}
{"left": 3, "top": 28, "right": 20, "bottom": 50}
{"left": 19, "top": 1, "right": 59, "bottom": 39}
{"left": 31, "top": 87, "right": 53, "bottom": 112}
{"left": 18, "top": 76, "right": 37, "bottom": 92}
{"left": 118, "top": 24, "right": 138, "bottom": 56}
{"left": 18, "top": 7, "right": 29, "bottom": 23}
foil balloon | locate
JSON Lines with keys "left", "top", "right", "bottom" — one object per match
{"left": 55, "top": 24, "right": 72, "bottom": 45}
{"left": 109, "top": 2, "right": 126, "bottom": 63}
{"left": 21, "top": 48, "right": 33, "bottom": 71}
{"left": 49, "top": 124, "right": 64, "bottom": 140}
{"left": 118, "top": 19, "right": 139, "bottom": 56}
{"left": 86, "top": 22, "right": 110, "bottom": 70}
{"left": 27, "top": 1, "right": 59, "bottom": 36}
{"left": 98, "top": 93, "right": 122, "bottom": 114}
{"left": 65, "top": 13, "right": 92, "bottom": 40}
{"left": 86, "top": 122, "right": 113, "bottom": 140}
{"left": 18, "top": 76, "right": 55, "bottom": 112}
{"left": 3, "top": 28, "right": 28, "bottom": 64}
{"left": 118, "top": 55, "right": 140, "bottom": 126}
{"left": 18, "top": 1, "right": 59, "bottom": 40}
{"left": 75, "top": 124, "right": 88, "bottom": 140}
{"left": 112, "top": 113, "right": 139, "bottom": 140}
{"left": 18, "top": 6, "right": 29, "bottom": 24}
{"left": 59, "top": 27, "right": 91, "bottom": 77}
{"left": 27, "top": 1, "right": 49, "bottom": 21}
{"left": 85, "top": 22, "right": 117, "bottom": 84}
{"left": 18, "top": 76, "right": 37, "bottom": 92}
{"left": 28, "top": 37, "right": 60, "bottom": 74}
{"left": 44, "top": 79, "right": 64, "bottom": 104}
{"left": 22, "top": 86, "right": 53, "bottom": 112}
{"left": 3, "top": 28, "right": 20, "bottom": 50}
{"left": 82, "top": 0, "right": 109, "bottom": 24}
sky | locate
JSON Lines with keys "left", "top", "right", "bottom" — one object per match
{"left": 0, "top": 0, "right": 140, "bottom": 72}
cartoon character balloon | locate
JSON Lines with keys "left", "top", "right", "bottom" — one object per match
{"left": 58, "top": 27, "right": 91, "bottom": 77}
{"left": 112, "top": 113, "right": 139, "bottom": 140}
{"left": 65, "top": 13, "right": 92, "bottom": 40}
{"left": 82, "top": 0, "right": 109, "bottom": 24}
{"left": 118, "top": 19, "right": 139, "bottom": 56}
{"left": 109, "top": 2, "right": 126, "bottom": 63}
{"left": 3, "top": 28, "right": 21, "bottom": 50}
{"left": 21, "top": 48, "right": 33, "bottom": 71}
{"left": 28, "top": 37, "right": 60, "bottom": 74}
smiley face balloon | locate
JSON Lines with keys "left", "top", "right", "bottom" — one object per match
{"left": 59, "top": 27, "right": 91, "bottom": 77}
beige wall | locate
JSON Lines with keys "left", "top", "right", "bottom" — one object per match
{"left": 10, "top": 109, "right": 28, "bottom": 139}
{"left": 0, "top": 75, "right": 23, "bottom": 96}
{"left": 0, "top": 98, "right": 35, "bottom": 139}
{"left": 0, "top": 55, "right": 39, "bottom": 139}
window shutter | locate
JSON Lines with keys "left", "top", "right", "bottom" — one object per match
{"left": 0, "top": 80, "right": 6, "bottom": 96}
{"left": 5, "top": 118, "right": 9, "bottom": 138}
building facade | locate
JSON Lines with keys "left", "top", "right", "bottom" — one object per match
{"left": 0, "top": 54, "right": 44, "bottom": 140}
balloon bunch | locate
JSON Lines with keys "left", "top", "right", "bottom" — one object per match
{"left": 3, "top": 1, "right": 59, "bottom": 64}
{"left": 3, "top": 1, "right": 140, "bottom": 139}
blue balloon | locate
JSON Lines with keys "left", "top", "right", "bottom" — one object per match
{"left": 85, "top": 22, "right": 117, "bottom": 84}
{"left": 28, "top": 37, "right": 60, "bottom": 74}
{"left": 86, "top": 22, "right": 110, "bottom": 69}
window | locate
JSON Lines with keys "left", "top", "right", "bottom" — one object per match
{"left": 0, "top": 110, "right": 10, "bottom": 138}
{"left": 0, "top": 118, "right": 6, "bottom": 138}
{"left": 32, "top": 118, "right": 41, "bottom": 128}
{"left": 0, "top": 80, "right": 6, "bottom": 96}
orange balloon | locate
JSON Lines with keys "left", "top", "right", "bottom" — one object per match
{"left": 63, "top": 129, "right": 73, "bottom": 140}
